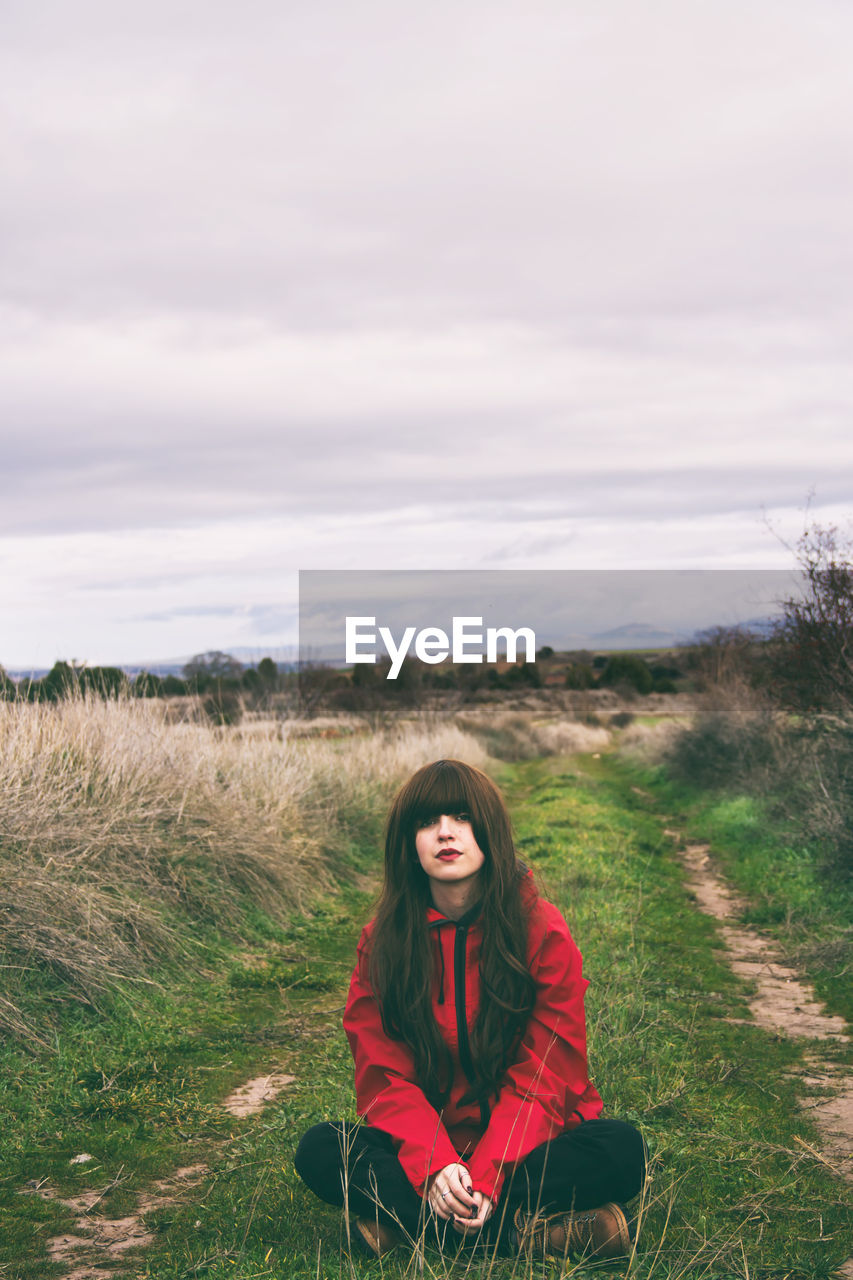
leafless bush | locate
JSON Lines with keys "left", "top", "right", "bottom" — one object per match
{"left": 664, "top": 674, "right": 783, "bottom": 789}
{"left": 779, "top": 717, "right": 853, "bottom": 878}
{"left": 768, "top": 522, "right": 853, "bottom": 712}
{"left": 685, "top": 624, "right": 764, "bottom": 691}
{"left": 666, "top": 530, "right": 853, "bottom": 876}
{"left": 764, "top": 520, "right": 853, "bottom": 876}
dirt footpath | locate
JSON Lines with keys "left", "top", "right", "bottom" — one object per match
{"left": 669, "top": 832, "right": 853, "bottom": 1277}
{"left": 24, "top": 1073, "right": 295, "bottom": 1280}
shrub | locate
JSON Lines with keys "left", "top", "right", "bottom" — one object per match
{"left": 665, "top": 676, "right": 782, "bottom": 789}
{"left": 78, "top": 666, "right": 129, "bottom": 698}
{"left": 0, "top": 665, "right": 14, "bottom": 700}
{"left": 668, "top": 522, "right": 853, "bottom": 880}
{"left": 241, "top": 666, "right": 261, "bottom": 693}
{"left": 26, "top": 660, "right": 75, "bottom": 701}
{"left": 565, "top": 662, "right": 595, "bottom": 690}
{"left": 780, "top": 719, "right": 853, "bottom": 879}
{"left": 257, "top": 656, "right": 279, "bottom": 688}
{"left": 162, "top": 674, "right": 188, "bottom": 695}
{"left": 133, "top": 671, "right": 164, "bottom": 697}
{"left": 683, "top": 626, "right": 762, "bottom": 691}
{"left": 505, "top": 661, "right": 541, "bottom": 688}
{"left": 610, "top": 711, "right": 635, "bottom": 729}
{"left": 599, "top": 654, "right": 654, "bottom": 695}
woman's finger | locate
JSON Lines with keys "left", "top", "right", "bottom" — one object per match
{"left": 433, "top": 1195, "right": 452, "bottom": 1219}
{"left": 431, "top": 1183, "right": 459, "bottom": 1219}
{"left": 446, "top": 1167, "right": 476, "bottom": 1206}
{"left": 452, "top": 1191, "right": 493, "bottom": 1232}
{"left": 429, "top": 1163, "right": 474, "bottom": 1219}
{"left": 440, "top": 1189, "right": 469, "bottom": 1217}
{"left": 452, "top": 1208, "right": 487, "bottom": 1232}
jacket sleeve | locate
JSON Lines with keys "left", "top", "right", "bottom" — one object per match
{"left": 342, "top": 928, "right": 460, "bottom": 1194}
{"left": 466, "top": 904, "right": 594, "bottom": 1205}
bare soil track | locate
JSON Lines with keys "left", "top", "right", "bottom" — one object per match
{"left": 21, "top": 1073, "right": 295, "bottom": 1279}
{"left": 221, "top": 1071, "right": 295, "bottom": 1118}
{"left": 669, "top": 831, "right": 853, "bottom": 1277}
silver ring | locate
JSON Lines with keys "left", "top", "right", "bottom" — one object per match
{"left": 440, "top": 1191, "right": 447, "bottom": 1200}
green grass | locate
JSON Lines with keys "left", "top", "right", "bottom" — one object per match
{"left": 611, "top": 756, "right": 853, "bottom": 1027}
{"left": 0, "top": 891, "right": 372, "bottom": 1277}
{"left": 2, "top": 757, "right": 851, "bottom": 1278}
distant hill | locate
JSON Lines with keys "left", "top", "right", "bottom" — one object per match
{"left": 590, "top": 622, "right": 691, "bottom": 648}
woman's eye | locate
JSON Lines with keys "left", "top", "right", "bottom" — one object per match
{"left": 416, "top": 811, "right": 470, "bottom": 829}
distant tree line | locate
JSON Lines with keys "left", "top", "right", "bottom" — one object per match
{"left": 0, "top": 643, "right": 687, "bottom": 714}
{"left": 0, "top": 650, "right": 284, "bottom": 715}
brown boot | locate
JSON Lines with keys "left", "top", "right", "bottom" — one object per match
{"left": 352, "top": 1216, "right": 403, "bottom": 1257}
{"left": 514, "top": 1201, "right": 632, "bottom": 1261}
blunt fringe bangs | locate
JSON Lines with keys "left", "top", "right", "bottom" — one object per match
{"left": 384, "top": 759, "right": 518, "bottom": 900}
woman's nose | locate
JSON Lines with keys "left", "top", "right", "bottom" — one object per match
{"left": 437, "top": 814, "right": 454, "bottom": 836}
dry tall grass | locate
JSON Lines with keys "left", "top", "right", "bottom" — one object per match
{"left": 0, "top": 696, "right": 487, "bottom": 1044}
{"left": 455, "top": 710, "right": 611, "bottom": 761}
{"left": 618, "top": 718, "right": 687, "bottom": 763}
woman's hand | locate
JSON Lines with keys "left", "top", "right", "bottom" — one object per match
{"left": 427, "top": 1163, "right": 477, "bottom": 1221}
{"left": 452, "top": 1189, "right": 494, "bottom": 1233}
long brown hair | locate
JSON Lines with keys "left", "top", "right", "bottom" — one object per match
{"left": 368, "top": 759, "right": 537, "bottom": 1109}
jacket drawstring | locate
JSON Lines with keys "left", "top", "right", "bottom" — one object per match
{"left": 436, "top": 928, "right": 446, "bottom": 1004}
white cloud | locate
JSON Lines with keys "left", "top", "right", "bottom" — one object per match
{"left": 4, "top": 495, "right": 847, "bottom": 666}
{"left": 1, "top": 0, "right": 851, "bottom": 663}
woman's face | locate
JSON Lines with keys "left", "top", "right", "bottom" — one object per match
{"left": 414, "top": 810, "right": 486, "bottom": 891}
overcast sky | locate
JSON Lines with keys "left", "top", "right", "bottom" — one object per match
{"left": 2, "top": 0, "right": 852, "bottom": 668}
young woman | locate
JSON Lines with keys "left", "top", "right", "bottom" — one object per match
{"left": 295, "top": 759, "right": 646, "bottom": 1261}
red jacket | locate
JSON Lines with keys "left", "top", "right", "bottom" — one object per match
{"left": 342, "top": 885, "right": 603, "bottom": 1205}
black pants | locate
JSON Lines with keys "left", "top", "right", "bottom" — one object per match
{"left": 295, "top": 1118, "right": 646, "bottom": 1249}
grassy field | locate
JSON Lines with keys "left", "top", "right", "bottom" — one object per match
{"left": 612, "top": 754, "right": 853, "bottom": 1028}
{"left": 1, "top": 708, "right": 851, "bottom": 1278}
